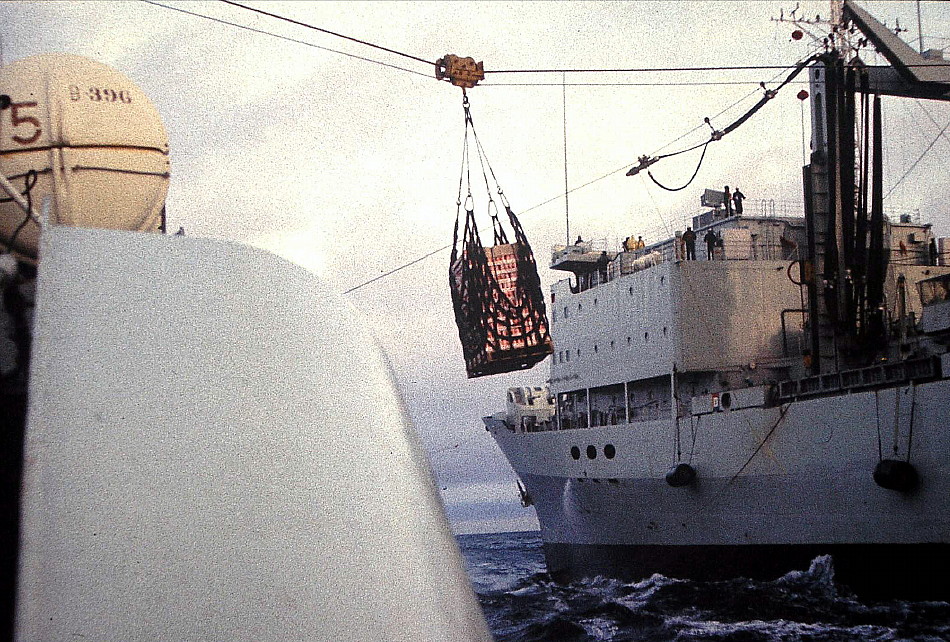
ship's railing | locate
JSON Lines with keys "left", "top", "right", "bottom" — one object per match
{"left": 634, "top": 237, "right": 799, "bottom": 265}
{"left": 776, "top": 356, "right": 940, "bottom": 402}
{"left": 551, "top": 238, "right": 612, "bottom": 264}
{"left": 692, "top": 200, "right": 804, "bottom": 229}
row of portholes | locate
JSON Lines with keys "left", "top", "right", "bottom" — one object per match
{"left": 557, "top": 275, "right": 668, "bottom": 321}
{"left": 629, "top": 275, "right": 665, "bottom": 295}
{"left": 562, "top": 297, "right": 600, "bottom": 320}
{"left": 570, "top": 443, "right": 616, "bottom": 460}
{"left": 554, "top": 327, "right": 669, "bottom": 365}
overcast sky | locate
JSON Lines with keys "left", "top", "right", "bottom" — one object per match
{"left": 3, "top": 1, "right": 949, "bottom": 533}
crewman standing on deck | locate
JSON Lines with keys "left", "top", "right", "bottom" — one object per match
{"left": 704, "top": 229, "right": 717, "bottom": 260}
{"left": 683, "top": 227, "right": 697, "bottom": 261}
{"left": 733, "top": 187, "right": 745, "bottom": 215}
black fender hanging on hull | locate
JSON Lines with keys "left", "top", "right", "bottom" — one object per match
{"left": 665, "top": 463, "right": 696, "bottom": 487}
{"left": 873, "top": 459, "right": 919, "bottom": 492}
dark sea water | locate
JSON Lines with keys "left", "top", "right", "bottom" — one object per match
{"left": 457, "top": 531, "right": 950, "bottom": 642}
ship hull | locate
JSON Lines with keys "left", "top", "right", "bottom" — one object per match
{"left": 542, "top": 540, "right": 948, "bottom": 599}
{"left": 489, "top": 379, "right": 950, "bottom": 599}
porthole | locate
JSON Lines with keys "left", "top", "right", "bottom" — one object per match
{"left": 578, "top": 303, "right": 583, "bottom": 311}
{"left": 604, "top": 444, "right": 616, "bottom": 459}
{"left": 586, "top": 445, "right": 597, "bottom": 459}
{"left": 644, "top": 331, "right": 649, "bottom": 341}
{"left": 627, "top": 336, "right": 631, "bottom": 345}
{"left": 663, "top": 326, "right": 668, "bottom": 337}
{"left": 629, "top": 287, "right": 633, "bottom": 295}
{"left": 564, "top": 307, "right": 569, "bottom": 318}
{"left": 610, "top": 340, "right": 615, "bottom": 349}
{"left": 571, "top": 446, "right": 581, "bottom": 460}
{"left": 660, "top": 276, "right": 665, "bottom": 285}
{"left": 577, "top": 348, "right": 581, "bottom": 357}
{"left": 594, "top": 344, "right": 599, "bottom": 353}
{"left": 594, "top": 298, "right": 598, "bottom": 306}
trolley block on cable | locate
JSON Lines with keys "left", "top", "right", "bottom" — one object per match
{"left": 435, "top": 54, "right": 485, "bottom": 89}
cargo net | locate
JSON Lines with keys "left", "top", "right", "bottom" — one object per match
{"left": 450, "top": 95, "right": 552, "bottom": 378}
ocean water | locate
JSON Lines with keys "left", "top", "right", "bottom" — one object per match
{"left": 457, "top": 531, "right": 950, "bottom": 642}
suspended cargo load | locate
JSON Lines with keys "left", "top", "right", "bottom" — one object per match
{"left": 451, "top": 228, "right": 552, "bottom": 377}
{"left": 449, "top": 96, "right": 552, "bottom": 378}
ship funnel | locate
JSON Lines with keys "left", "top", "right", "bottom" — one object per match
{"left": 0, "top": 54, "right": 170, "bottom": 260}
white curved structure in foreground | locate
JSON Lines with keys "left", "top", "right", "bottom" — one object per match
{"left": 16, "top": 227, "right": 490, "bottom": 641}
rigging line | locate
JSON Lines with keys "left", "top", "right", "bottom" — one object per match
{"left": 875, "top": 389, "right": 883, "bottom": 461}
{"left": 648, "top": 142, "right": 710, "bottom": 191}
{"left": 907, "top": 384, "right": 917, "bottom": 462}
{"left": 650, "top": 49, "right": 821, "bottom": 157}
{"left": 563, "top": 72, "right": 570, "bottom": 247}
{"left": 482, "top": 80, "right": 813, "bottom": 87}
{"left": 640, "top": 174, "right": 675, "bottom": 240}
{"left": 485, "top": 64, "right": 912, "bottom": 73}
{"left": 220, "top": 0, "right": 434, "bottom": 66}
{"left": 342, "top": 162, "right": 632, "bottom": 294}
{"left": 688, "top": 414, "right": 699, "bottom": 465}
{"left": 140, "top": 1, "right": 429, "bottom": 79}
{"left": 342, "top": 243, "right": 449, "bottom": 295}
{"left": 726, "top": 404, "right": 791, "bottom": 485}
{"left": 345, "top": 54, "right": 820, "bottom": 295}
{"left": 915, "top": 99, "right": 950, "bottom": 148}
{"left": 883, "top": 116, "right": 950, "bottom": 200}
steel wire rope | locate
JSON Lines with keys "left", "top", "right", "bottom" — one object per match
{"left": 347, "top": 50, "right": 819, "bottom": 294}
{"left": 343, "top": 74, "right": 786, "bottom": 295}
{"left": 482, "top": 80, "right": 813, "bottom": 87}
{"left": 688, "top": 414, "right": 700, "bottom": 465}
{"left": 140, "top": 0, "right": 431, "bottom": 78}
{"left": 220, "top": 0, "right": 434, "bottom": 66}
{"left": 641, "top": 57, "right": 814, "bottom": 256}
{"left": 883, "top": 105, "right": 950, "bottom": 200}
{"left": 638, "top": 52, "right": 819, "bottom": 173}
{"left": 485, "top": 63, "right": 950, "bottom": 73}
{"left": 915, "top": 97, "right": 950, "bottom": 148}
{"left": 464, "top": 102, "right": 508, "bottom": 244}
{"left": 725, "top": 403, "right": 792, "bottom": 487}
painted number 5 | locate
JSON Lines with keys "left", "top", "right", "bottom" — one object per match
{"left": 10, "top": 102, "right": 41, "bottom": 145}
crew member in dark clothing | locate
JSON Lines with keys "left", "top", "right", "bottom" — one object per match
{"left": 704, "top": 229, "right": 717, "bottom": 260}
{"left": 723, "top": 186, "right": 733, "bottom": 217}
{"left": 683, "top": 227, "right": 697, "bottom": 261}
{"left": 733, "top": 187, "right": 745, "bottom": 215}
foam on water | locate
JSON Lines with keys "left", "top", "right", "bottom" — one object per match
{"left": 457, "top": 532, "right": 950, "bottom": 642}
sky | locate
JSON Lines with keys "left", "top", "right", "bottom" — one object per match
{"left": 2, "top": 1, "right": 949, "bottom": 534}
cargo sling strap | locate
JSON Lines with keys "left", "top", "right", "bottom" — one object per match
{"left": 449, "top": 95, "right": 552, "bottom": 378}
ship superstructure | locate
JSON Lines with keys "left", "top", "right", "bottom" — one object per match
{"left": 484, "top": 1, "right": 950, "bottom": 599}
